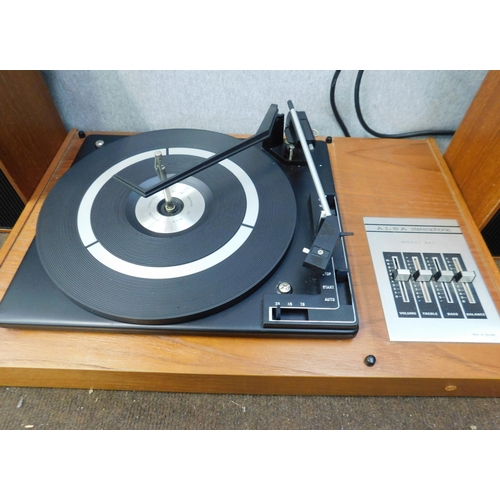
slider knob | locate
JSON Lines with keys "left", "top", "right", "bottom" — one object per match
{"left": 391, "top": 268, "right": 411, "bottom": 281}
{"left": 433, "top": 270, "right": 454, "bottom": 282}
{"left": 413, "top": 269, "right": 433, "bottom": 282}
{"left": 454, "top": 270, "right": 476, "bottom": 283}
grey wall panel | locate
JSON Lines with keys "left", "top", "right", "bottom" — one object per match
{"left": 42, "top": 70, "right": 487, "bottom": 152}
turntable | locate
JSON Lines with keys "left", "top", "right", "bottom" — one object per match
{"left": 0, "top": 101, "right": 358, "bottom": 337}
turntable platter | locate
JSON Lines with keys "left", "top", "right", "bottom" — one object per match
{"left": 36, "top": 129, "right": 297, "bottom": 324}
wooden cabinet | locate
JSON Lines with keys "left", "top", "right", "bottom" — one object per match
{"left": 1, "top": 133, "right": 500, "bottom": 395}
{"left": 0, "top": 71, "right": 66, "bottom": 226}
{"left": 444, "top": 70, "right": 500, "bottom": 256}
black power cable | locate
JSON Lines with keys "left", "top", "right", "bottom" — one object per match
{"left": 329, "top": 71, "right": 351, "bottom": 137}
{"left": 354, "top": 70, "right": 456, "bottom": 138}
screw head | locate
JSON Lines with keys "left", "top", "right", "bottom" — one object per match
{"left": 95, "top": 140, "right": 105, "bottom": 148}
{"left": 364, "top": 355, "right": 376, "bottom": 367}
{"left": 277, "top": 282, "right": 292, "bottom": 294}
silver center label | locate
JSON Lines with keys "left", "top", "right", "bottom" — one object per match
{"left": 135, "top": 182, "right": 205, "bottom": 234}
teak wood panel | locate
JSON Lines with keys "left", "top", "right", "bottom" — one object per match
{"left": 444, "top": 70, "right": 500, "bottom": 230}
{"left": 0, "top": 70, "right": 67, "bottom": 200}
{"left": 0, "top": 132, "right": 500, "bottom": 396}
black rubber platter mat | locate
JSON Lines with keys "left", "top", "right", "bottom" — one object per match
{"left": 36, "top": 129, "right": 297, "bottom": 324}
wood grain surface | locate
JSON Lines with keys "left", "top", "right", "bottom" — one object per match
{"left": 444, "top": 70, "right": 500, "bottom": 229}
{"left": 0, "top": 71, "right": 67, "bottom": 200}
{"left": 1, "top": 133, "right": 499, "bottom": 396}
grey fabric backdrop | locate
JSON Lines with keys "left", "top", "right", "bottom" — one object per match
{"left": 42, "top": 70, "right": 487, "bottom": 152}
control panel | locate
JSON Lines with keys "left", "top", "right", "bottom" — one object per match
{"left": 364, "top": 218, "right": 500, "bottom": 343}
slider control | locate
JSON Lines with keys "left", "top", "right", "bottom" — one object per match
{"left": 454, "top": 270, "right": 476, "bottom": 283}
{"left": 434, "top": 269, "right": 454, "bottom": 283}
{"left": 413, "top": 269, "right": 433, "bottom": 282}
{"left": 392, "top": 268, "right": 411, "bottom": 281}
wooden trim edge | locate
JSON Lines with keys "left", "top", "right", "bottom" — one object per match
{"left": 0, "top": 129, "right": 79, "bottom": 267}
{"left": 2, "top": 367, "right": 500, "bottom": 397}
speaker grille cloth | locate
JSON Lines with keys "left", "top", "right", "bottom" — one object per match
{"left": 0, "top": 169, "right": 25, "bottom": 228}
{"left": 482, "top": 209, "right": 500, "bottom": 257}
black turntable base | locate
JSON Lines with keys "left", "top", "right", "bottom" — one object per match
{"left": 0, "top": 103, "right": 358, "bottom": 338}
